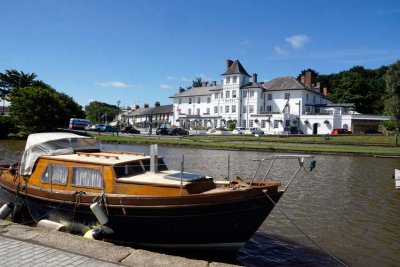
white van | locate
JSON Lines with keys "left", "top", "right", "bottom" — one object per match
{"left": 232, "top": 127, "right": 246, "bottom": 134}
{"left": 245, "top": 127, "right": 264, "bottom": 135}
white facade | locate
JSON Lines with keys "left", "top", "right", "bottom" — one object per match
{"left": 170, "top": 60, "right": 389, "bottom": 134}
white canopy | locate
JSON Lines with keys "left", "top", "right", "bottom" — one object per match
{"left": 20, "top": 132, "right": 98, "bottom": 176}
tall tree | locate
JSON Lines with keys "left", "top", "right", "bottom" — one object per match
{"left": 85, "top": 101, "right": 119, "bottom": 124}
{"left": 384, "top": 60, "right": 400, "bottom": 129}
{"left": 192, "top": 77, "right": 203, "bottom": 88}
{"left": 0, "top": 69, "right": 37, "bottom": 95}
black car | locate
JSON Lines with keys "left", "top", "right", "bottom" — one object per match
{"left": 98, "top": 125, "right": 118, "bottom": 133}
{"left": 169, "top": 128, "right": 189, "bottom": 136}
{"left": 120, "top": 126, "right": 141, "bottom": 134}
{"left": 156, "top": 127, "right": 170, "bottom": 135}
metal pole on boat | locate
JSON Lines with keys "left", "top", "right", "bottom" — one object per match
{"left": 180, "top": 155, "right": 184, "bottom": 195}
{"left": 227, "top": 154, "right": 230, "bottom": 182}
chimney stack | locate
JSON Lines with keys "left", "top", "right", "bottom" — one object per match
{"left": 135, "top": 104, "right": 140, "bottom": 109}
{"left": 179, "top": 87, "right": 186, "bottom": 93}
{"left": 202, "top": 81, "right": 208, "bottom": 87}
{"left": 252, "top": 73, "right": 258, "bottom": 83}
{"left": 323, "top": 87, "right": 328, "bottom": 96}
{"left": 226, "top": 59, "right": 233, "bottom": 70}
{"left": 155, "top": 101, "right": 160, "bottom": 107}
{"left": 300, "top": 75, "right": 305, "bottom": 84}
{"left": 211, "top": 81, "right": 217, "bottom": 86}
{"left": 305, "top": 72, "right": 312, "bottom": 87}
{"left": 316, "top": 82, "right": 321, "bottom": 89}
{"left": 144, "top": 103, "right": 149, "bottom": 108}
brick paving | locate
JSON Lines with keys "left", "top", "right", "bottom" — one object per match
{"left": 0, "top": 236, "right": 122, "bottom": 267}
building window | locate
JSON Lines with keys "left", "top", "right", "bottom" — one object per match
{"left": 306, "top": 94, "right": 309, "bottom": 102}
{"left": 207, "top": 97, "right": 210, "bottom": 103}
{"left": 274, "top": 120, "right": 280, "bottom": 128}
{"left": 232, "top": 105, "right": 236, "bottom": 113}
{"left": 226, "top": 76, "right": 231, "bottom": 84}
{"left": 189, "top": 98, "right": 192, "bottom": 104}
{"left": 225, "top": 105, "right": 229, "bottom": 113}
{"left": 188, "top": 108, "right": 192, "bottom": 115}
{"left": 214, "top": 106, "right": 218, "bottom": 114}
{"left": 249, "top": 105, "right": 254, "bottom": 113}
{"left": 267, "top": 105, "right": 272, "bottom": 112}
{"left": 41, "top": 164, "right": 68, "bottom": 185}
{"left": 284, "top": 93, "right": 290, "bottom": 100}
{"left": 178, "top": 98, "right": 182, "bottom": 104}
{"left": 226, "top": 90, "right": 230, "bottom": 98}
{"left": 243, "top": 105, "right": 247, "bottom": 113}
{"left": 268, "top": 93, "right": 272, "bottom": 100}
{"left": 249, "top": 120, "right": 254, "bottom": 127}
{"left": 243, "top": 90, "right": 247, "bottom": 98}
{"left": 214, "top": 119, "right": 217, "bottom": 127}
{"left": 285, "top": 120, "right": 290, "bottom": 127}
{"left": 197, "top": 97, "right": 201, "bottom": 104}
{"left": 250, "top": 90, "right": 254, "bottom": 98}
{"left": 206, "top": 108, "right": 210, "bottom": 114}
{"left": 232, "top": 90, "right": 237, "bottom": 98}
{"left": 261, "top": 120, "right": 268, "bottom": 128}
{"left": 214, "top": 92, "right": 219, "bottom": 99}
{"left": 242, "top": 120, "right": 246, "bottom": 127}
{"left": 197, "top": 108, "right": 200, "bottom": 115}
{"left": 220, "top": 106, "right": 223, "bottom": 113}
{"left": 233, "top": 76, "right": 237, "bottom": 83}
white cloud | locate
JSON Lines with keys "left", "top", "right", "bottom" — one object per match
{"left": 180, "top": 76, "right": 191, "bottom": 83}
{"left": 166, "top": 76, "right": 175, "bottom": 80}
{"left": 96, "top": 81, "right": 141, "bottom": 88}
{"left": 160, "top": 84, "right": 172, "bottom": 89}
{"left": 274, "top": 46, "right": 288, "bottom": 56}
{"left": 285, "top": 34, "right": 310, "bottom": 48}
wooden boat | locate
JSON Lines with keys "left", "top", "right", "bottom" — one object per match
{"left": 0, "top": 132, "right": 314, "bottom": 249}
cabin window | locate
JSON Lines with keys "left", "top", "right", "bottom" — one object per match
{"left": 41, "top": 164, "right": 68, "bottom": 185}
{"left": 72, "top": 167, "right": 103, "bottom": 189}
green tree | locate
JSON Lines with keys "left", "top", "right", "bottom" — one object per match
{"left": 192, "top": 77, "right": 203, "bottom": 88}
{"left": 9, "top": 86, "right": 84, "bottom": 134}
{"left": 85, "top": 101, "right": 119, "bottom": 124}
{"left": 0, "top": 69, "right": 37, "bottom": 96}
{"left": 384, "top": 60, "right": 400, "bottom": 129}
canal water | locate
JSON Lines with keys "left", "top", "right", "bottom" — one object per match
{"left": 1, "top": 140, "right": 400, "bottom": 266}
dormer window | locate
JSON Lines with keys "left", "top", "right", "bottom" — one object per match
{"left": 226, "top": 76, "right": 231, "bottom": 84}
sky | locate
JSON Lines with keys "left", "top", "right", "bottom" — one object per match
{"left": 1, "top": 0, "right": 399, "bottom": 109}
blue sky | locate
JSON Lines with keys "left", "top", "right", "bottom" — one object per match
{"left": 1, "top": 0, "right": 399, "bottom": 109}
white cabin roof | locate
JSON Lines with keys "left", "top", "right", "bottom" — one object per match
{"left": 42, "top": 152, "right": 151, "bottom": 165}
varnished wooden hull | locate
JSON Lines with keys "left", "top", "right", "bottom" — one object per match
{"left": 0, "top": 182, "right": 282, "bottom": 249}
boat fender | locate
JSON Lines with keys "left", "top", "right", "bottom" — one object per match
{"left": 11, "top": 203, "right": 23, "bottom": 223}
{"left": 84, "top": 228, "right": 103, "bottom": 240}
{"left": 0, "top": 203, "right": 14, "bottom": 220}
{"left": 90, "top": 202, "right": 109, "bottom": 225}
{"left": 37, "top": 219, "right": 67, "bottom": 232}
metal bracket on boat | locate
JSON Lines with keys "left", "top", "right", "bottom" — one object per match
{"left": 250, "top": 155, "right": 315, "bottom": 191}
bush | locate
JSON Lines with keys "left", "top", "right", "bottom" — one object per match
{"left": 381, "top": 120, "right": 397, "bottom": 131}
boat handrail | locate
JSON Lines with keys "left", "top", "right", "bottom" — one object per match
{"left": 76, "top": 152, "right": 120, "bottom": 160}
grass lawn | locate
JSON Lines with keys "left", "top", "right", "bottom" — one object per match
{"left": 91, "top": 133, "right": 400, "bottom": 156}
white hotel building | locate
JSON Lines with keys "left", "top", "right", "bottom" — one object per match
{"left": 170, "top": 59, "right": 388, "bottom": 135}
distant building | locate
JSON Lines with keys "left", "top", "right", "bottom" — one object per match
{"left": 125, "top": 102, "right": 173, "bottom": 128}
{"left": 170, "top": 59, "right": 389, "bottom": 134}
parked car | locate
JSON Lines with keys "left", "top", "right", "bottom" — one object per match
{"left": 232, "top": 127, "right": 246, "bottom": 134}
{"left": 120, "top": 126, "right": 140, "bottom": 134}
{"left": 85, "top": 124, "right": 104, "bottom": 131}
{"left": 244, "top": 127, "right": 264, "bottom": 135}
{"left": 99, "top": 125, "right": 118, "bottom": 133}
{"left": 156, "top": 127, "right": 170, "bottom": 135}
{"left": 169, "top": 128, "right": 189, "bottom": 136}
{"left": 331, "top": 128, "right": 352, "bottom": 135}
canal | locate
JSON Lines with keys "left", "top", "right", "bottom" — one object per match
{"left": 1, "top": 140, "right": 400, "bottom": 266}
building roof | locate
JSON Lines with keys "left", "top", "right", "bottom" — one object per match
{"left": 262, "top": 77, "right": 305, "bottom": 90}
{"left": 170, "top": 86, "right": 220, "bottom": 98}
{"left": 127, "top": 105, "right": 173, "bottom": 117}
{"left": 221, "top": 60, "right": 251, "bottom": 77}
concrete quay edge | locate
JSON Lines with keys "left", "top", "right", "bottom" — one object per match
{"left": 0, "top": 219, "right": 239, "bottom": 267}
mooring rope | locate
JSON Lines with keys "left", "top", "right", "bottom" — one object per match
{"left": 265, "top": 193, "right": 348, "bottom": 267}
